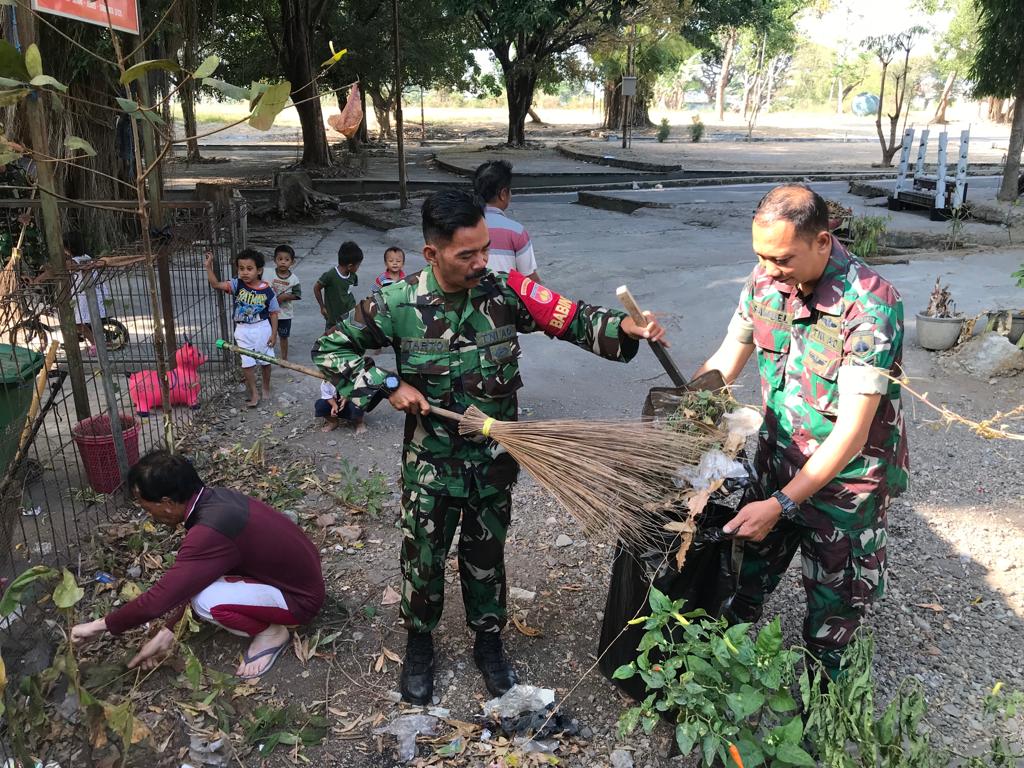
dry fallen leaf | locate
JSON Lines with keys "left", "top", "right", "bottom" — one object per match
{"left": 512, "top": 613, "right": 542, "bottom": 637}
{"left": 381, "top": 646, "right": 402, "bottom": 664}
{"left": 665, "top": 519, "right": 697, "bottom": 570}
{"left": 316, "top": 513, "right": 338, "bottom": 528}
{"left": 381, "top": 585, "right": 401, "bottom": 606}
{"left": 687, "top": 487, "right": 713, "bottom": 518}
{"left": 915, "top": 602, "right": 945, "bottom": 612}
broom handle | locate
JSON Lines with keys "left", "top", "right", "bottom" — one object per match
{"left": 615, "top": 286, "right": 688, "bottom": 387}
{"left": 214, "top": 339, "right": 464, "bottom": 423}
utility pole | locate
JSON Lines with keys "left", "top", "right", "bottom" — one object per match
{"left": 392, "top": 0, "right": 407, "bottom": 209}
{"left": 13, "top": 4, "right": 91, "bottom": 421}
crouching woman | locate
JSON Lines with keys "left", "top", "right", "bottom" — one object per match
{"left": 71, "top": 450, "right": 325, "bottom": 680}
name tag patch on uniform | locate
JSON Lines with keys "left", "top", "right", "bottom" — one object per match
{"left": 402, "top": 338, "right": 448, "bottom": 354}
{"left": 486, "top": 341, "right": 516, "bottom": 363}
{"left": 477, "top": 325, "right": 516, "bottom": 347}
{"left": 807, "top": 323, "right": 843, "bottom": 352}
{"left": 806, "top": 348, "right": 839, "bottom": 378}
{"left": 849, "top": 330, "right": 875, "bottom": 357}
{"left": 750, "top": 301, "right": 793, "bottom": 326}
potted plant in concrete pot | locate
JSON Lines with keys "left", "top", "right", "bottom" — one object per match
{"left": 916, "top": 278, "right": 965, "bottom": 350}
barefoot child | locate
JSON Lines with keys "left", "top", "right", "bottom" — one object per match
{"left": 315, "top": 380, "right": 366, "bottom": 434}
{"left": 375, "top": 246, "right": 406, "bottom": 287}
{"left": 71, "top": 451, "right": 325, "bottom": 681}
{"left": 205, "top": 249, "right": 279, "bottom": 407}
{"left": 267, "top": 244, "right": 301, "bottom": 360}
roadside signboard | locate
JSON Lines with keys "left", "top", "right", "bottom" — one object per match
{"left": 31, "top": 0, "right": 141, "bottom": 35}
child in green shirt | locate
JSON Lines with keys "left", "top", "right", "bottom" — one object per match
{"left": 314, "top": 241, "right": 363, "bottom": 332}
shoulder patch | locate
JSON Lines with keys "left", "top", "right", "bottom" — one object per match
{"left": 506, "top": 269, "right": 578, "bottom": 337}
{"left": 849, "top": 329, "right": 875, "bottom": 358}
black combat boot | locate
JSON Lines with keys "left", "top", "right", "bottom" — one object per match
{"left": 399, "top": 631, "right": 434, "bottom": 705}
{"left": 473, "top": 631, "right": 518, "bottom": 697}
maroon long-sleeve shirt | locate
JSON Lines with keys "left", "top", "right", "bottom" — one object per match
{"left": 104, "top": 486, "right": 325, "bottom": 635}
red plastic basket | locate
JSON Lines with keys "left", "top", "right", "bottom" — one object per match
{"left": 72, "top": 413, "right": 141, "bottom": 494}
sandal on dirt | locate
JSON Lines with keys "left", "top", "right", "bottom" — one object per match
{"left": 238, "top": 637, "right": 289, "bottom": 680}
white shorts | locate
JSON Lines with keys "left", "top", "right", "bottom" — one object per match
{"left": 191, "top": 576, "right": 292, "bottom": 637}
{"left": 234, "top": 320, "right": 274, "bottom": 368}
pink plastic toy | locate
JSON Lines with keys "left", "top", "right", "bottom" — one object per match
{"left": 129, "top": 341, "right": 208, "bottom": 417}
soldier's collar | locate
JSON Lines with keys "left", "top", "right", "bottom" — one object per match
{"left": 419, "top": 267, "right": 496, "bottom": 306}
{"left": 807, "top": 236, "right": 850, "bottom": 315}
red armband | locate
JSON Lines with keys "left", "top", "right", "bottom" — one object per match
{"left": 507, "top": 269, "right": 578, "bottom": 338}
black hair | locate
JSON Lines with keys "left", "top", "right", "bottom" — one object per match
{"left": 421, "top": 189, "right": 485, "bottom": 245}
{"left": 473, "top": 159, "right": 513, "bottom": 203}
{"left": 338, "top": 241, "right": 364, "bottom": 266}
{"left": 384, "top": 246, "right": 406, "bottom": 261}
{"left": 63, "top": 230, "right": 87, "bottom": 257}
{"left": 274, "top": 244, "right": 295, "bottom": 260}
{"left": 753, "top": 184, "right": 830, "bottom": 241}
{"left": 235, "top": 247, "right": 265, "bottom": 270}
{"left": 127, "top": 450, "right": 204, "bottom": 502}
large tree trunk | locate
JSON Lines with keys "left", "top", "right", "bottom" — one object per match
{"left": 933, "top": 71, "right": 956, "bottom": 124}
{"left": 175, "top": 0, "right": 202, "bottom": 161}
{"left": 278, "top": 0, "right": 332, "bottom": 168}
{"left": 366, "top": 84, "right": 393, "bottom": 140}
{"left": 504, "top": 66, "right": 537, "bottom": 146}
{"left": 715, "top": 28, "right": 737, "bottom": 122}
{"left": 998, "top": 77, "right": 1024, "bottom": 201}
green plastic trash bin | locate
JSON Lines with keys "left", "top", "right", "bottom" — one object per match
{"left": 0, "top": 343, "right": 45, "bottom": 471}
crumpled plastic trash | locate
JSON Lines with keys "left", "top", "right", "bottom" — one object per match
{"left": 482, "top": 685, "right": 582, "bottom": 741}
{"left": 611, "top": 748, "right": 635, "bottom": 768}
{"left": 675, "top": 449, "right": 748, "bottom": 490}
{"left": 374, "top": 713, "right": 438, "bottom": 762}
{"left": 482, "top": 685, "right": 555, "bottom": 719}
{"left": 724, "top": 407, "right": 763, "bottom": 440}
{"left": 516, "top": 737, "right": 558, "bottom": 753}
{"left": 188, "top": 735, "right": 228, "bottom": 767}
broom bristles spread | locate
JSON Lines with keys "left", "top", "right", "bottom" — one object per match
{"left": 458, "top": 405, "right": 724, "bottom": 550}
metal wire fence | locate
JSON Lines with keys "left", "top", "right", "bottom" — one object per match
{"left": 0, "top": 196, "right": 246, "bottom": 612}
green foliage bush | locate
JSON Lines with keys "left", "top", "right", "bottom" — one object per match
{"left": 657, "top": 118, "right": 671, "bottom": 143}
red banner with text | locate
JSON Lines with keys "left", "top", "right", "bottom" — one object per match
{"left": 31, "top": 0, "right": 140, "bottom": 35}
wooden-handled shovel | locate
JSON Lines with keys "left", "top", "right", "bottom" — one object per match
{"left": 616, "top": 286, "right": 688, "bottom": 387}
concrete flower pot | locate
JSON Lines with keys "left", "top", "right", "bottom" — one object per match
{"left": 916, "top": 313, "right": 965, "bottom": 351}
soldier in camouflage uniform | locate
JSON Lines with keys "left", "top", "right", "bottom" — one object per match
{"left": 695, "top": 185, "right": 908, "bottom": 679}
{"left": 312, "top": 189, "right": 665, "bottom": 704}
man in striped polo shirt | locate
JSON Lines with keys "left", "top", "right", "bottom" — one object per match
{"left": 473, "top": 160, "right": 541, "bottom": 282}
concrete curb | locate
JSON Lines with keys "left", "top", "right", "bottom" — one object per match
{"left": 554, "top": 144, "right": 682, "bottom": 173}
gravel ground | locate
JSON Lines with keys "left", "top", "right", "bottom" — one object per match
{"left": 168, "top": 348, "right": 1024, "bottom": 768}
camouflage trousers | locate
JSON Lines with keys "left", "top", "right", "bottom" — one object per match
{"left": 723, "top": 504, "right": 888, "bottom": 678}
{"left": 399, "top": 484, "right": 512, "bottom": 634}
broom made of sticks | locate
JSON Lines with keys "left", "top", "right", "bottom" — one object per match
{"left": 214, "top": 339, "right": 721, "bottom": 548}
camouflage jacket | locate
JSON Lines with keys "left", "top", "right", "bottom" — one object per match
{"left": 312, "top": 268, "right": 638, "bottom": 497}
{"left": 728, "top": 237, "right": 909, "bottom": 530}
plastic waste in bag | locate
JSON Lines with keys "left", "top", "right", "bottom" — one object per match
{"left": 327, "top": 83, "right": 364, "bottom": 138}
{"left": 675, "top": 449, "right": 749, "bottom": 490}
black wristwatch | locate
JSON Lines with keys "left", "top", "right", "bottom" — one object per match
{"left": 771, "top": 490, "right": 800, "bottom": 522}
{"left": 381, "top": 374, "right": 401, "bottom": 396}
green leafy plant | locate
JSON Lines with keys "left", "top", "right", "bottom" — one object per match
{"left": 615, "top": 588, "right": 810, "bottom": 767}
{"left": 691, "top": 115, "right": 705, "bottom": 143}
{"left": 617, "top": 588, "right": 1024, "bottom": 767}
{"left": 244, "top": 703, "right": 329, "bottom": 756}
{"left": 1012, "top": 262, "right": 1024, "bottom": 289}
{"left": 850, "top": 215, "right": 889, "bottom": 260}
{"left": 945, "top": 206, "right": 968, "bottom": 250}
{"left": 657, "top": 118, "right": 671, "bottom": 143}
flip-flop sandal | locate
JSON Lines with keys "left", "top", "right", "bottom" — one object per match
{"left": 238, "top": 637, "right": 290, "bottom": 680}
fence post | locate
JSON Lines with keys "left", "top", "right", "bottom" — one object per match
{"left": 84, "top": 283, "right": 129, "bottom": 483}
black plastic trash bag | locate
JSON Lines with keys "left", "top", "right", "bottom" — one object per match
{"left": 597, "top": 504, "right": 738, "bottom": 703}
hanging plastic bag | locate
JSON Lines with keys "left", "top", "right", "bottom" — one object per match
{"left": 328, "top": 83, "right": 363, "bottom": 138}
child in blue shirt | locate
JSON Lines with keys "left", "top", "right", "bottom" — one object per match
{"left": 206, "top": 248, "right": 280, "bottom": 407}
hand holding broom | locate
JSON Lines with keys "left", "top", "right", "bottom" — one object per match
{"left": 214, "top": 339, "right": 725, "bottom": 548}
